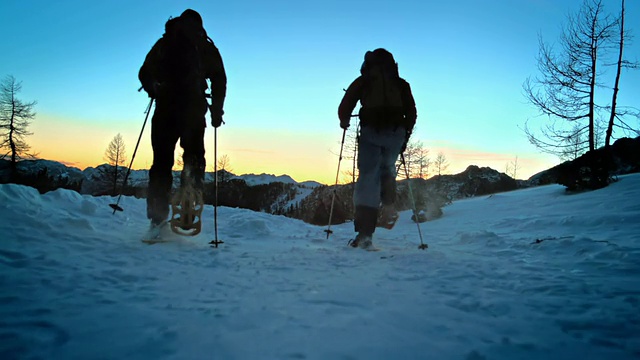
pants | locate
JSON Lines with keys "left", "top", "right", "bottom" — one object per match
{"left": 353, "top": 125, "right": 406, "bottom": 235}
{"left": 147, "top": 94, "right": 208, "bottom": 224}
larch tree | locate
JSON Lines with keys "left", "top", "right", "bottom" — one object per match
{"left": 433, "top": 152, "right": 449, "bottom": 177}
{"left": 523, "top": 0, "right": 618, "bottom": 156}
{"left": 605, "top": 0, "right": 639, "bottom": 146}
{"left": 400, "top": 139, "right": 430, "bottom": 179}
{"left": 0, "top": 75, "right": 37, "bottom": 178}
{"left": 505, "top": 156, "right": 522, "bottom": 180}
{"left": 102, "top": 133, "right": 127, "bottom": 194}
{"left": 217, "top": 154, "right": 233, "bottom": 182}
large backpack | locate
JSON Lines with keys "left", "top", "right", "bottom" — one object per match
{"left": 358, "top": 49, "right": 405, "bottom": 127}
{"left": 156, "top": 16, "right": 204, "bottom": 92}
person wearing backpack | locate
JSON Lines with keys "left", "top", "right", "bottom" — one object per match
{"left": 139, "top": 9, "right": 227, "bottom": 234}
{"left": 338, "top": 48, "right": 417, "bottom": 249}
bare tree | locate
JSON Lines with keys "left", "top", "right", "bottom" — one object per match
{"left": 341, "top": 124, "right": 359, "bottom": 184}
{"left": 560, "top": 122, "right": 588, "bottom": 161}
{"left": 505, "top": 156, "right": 522, "bottom": 179}
{"left": 415, "top": 147, "right": 431, "bottom": 179}
{"left": 433, "top": 152, "right": 449, "bottom": 176}
{"left": 0, "top": 75, "right": 37, "bottom": 178}
{"left": 523, "top": 0, "right": 618, "bottom": 157}
{"left": 605, "top": 0, "right": 640, "bottom": 146}
{"left": 554, "top": 116, "right": 608, "bottom": 161}
{"left": 102, "top": 133, "right": 127, "bottom": 194}
{"left": 217, "top": 154, "right": 232, "bottom": 182}
{"left": 342, "top": 168, "right": 358, "bottom": 185}
{"left": 399, "top": 139, "right": 430, "bottom": 179}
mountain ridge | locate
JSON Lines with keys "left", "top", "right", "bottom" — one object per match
{"left": 2, "top": 136, "right": 638, "bottom": 226}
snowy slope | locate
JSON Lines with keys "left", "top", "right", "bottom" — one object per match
{"left": 8, "top": 160, "right": 323, "bottom": 190}
{"left": 233, "top": 173, "right": 322, "bottom": 187}
{"left": 1, "top": 174, "right": 639, "bottom": 359}
{"left": 2, "top": 159, "right": 85, "bottom": 183}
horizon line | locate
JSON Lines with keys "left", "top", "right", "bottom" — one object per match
{"left": 6, "top": 157, "right": 538, "bottom": 183}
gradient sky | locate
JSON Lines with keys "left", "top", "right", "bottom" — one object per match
{"left": 1, "top": 0, "right": 639, "bottom": 184}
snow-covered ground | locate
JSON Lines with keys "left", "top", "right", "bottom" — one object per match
{"left": 1, "top": 174, "right": 639, "bottom": 359}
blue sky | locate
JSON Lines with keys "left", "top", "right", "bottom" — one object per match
{"left": 1, "top": 0, "right": 639, "bottom": 183}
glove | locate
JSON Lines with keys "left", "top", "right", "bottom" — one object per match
{"left": 210, "top": 107, "right": 224, "bottom": 128}
{"left": 340, "top": 118, "right": 350, "bottom": 130}
{"left": 143, "top": 82, "right": 163, "bottom": 99}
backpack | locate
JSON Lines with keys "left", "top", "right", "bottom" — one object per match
{"left": 156, "top": 16, "right": 204, "bottom": 92}
{"left": 360, "top": 49, "right": 404, "bottom": 110}
{"left": 358, "top": 49, "right": 405, "bottom": 127}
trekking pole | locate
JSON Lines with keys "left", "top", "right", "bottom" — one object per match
{"left": 324, "top": 128, "right": 347, "bottom": 239}
{"left": 401, "top": 153, "right": 428, "bottom": 250}
{"left": 209, "top": 126, "right": 224, "bottom": 248}
{"left": 110, "top": 98, "right": 154, "bottom": 214}
{"left": 352, "top": 121, "right": 359, "bottom": 185}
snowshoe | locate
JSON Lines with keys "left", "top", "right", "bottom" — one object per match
{"left": 169, "top": 186, "right": 203, "bottom": 236}
{"left": 377, "top": 206, "right": 399, "bottom": 230}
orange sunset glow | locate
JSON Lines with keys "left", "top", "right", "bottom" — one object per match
{"left": 30, "top": 113, "right": 558, "bottom": 185}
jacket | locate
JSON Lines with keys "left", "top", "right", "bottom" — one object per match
{"left": 139, "top": 36, "right": 227, "bottom": 116}
{"left": 338, "top": 75, "right": 417, "bottom": 132}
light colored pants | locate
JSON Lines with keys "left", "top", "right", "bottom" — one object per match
{"left": 354, "top": 125, "right": 407, "bottom": 209}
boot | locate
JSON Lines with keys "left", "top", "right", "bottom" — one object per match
{"left": 354, "top": 205, "right": 378, "bottom": 235}
{"left": 349, "top": 233, "right": 373, "bottom": 249}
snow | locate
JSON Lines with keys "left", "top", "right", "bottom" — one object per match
{"left": 1, "top": 174, "right": 639, "bottom": 359}
{"left": 13, "top": 159, "right": 84, "bottom": 183}
{"left": 298, "top": 180, "right": 323, "bottom": 188}
{"left": 286, "top": 186, "right": 316, "bottom": 209}
{"left": 79, "top": 164, "right": 322, "bottom": 189}
{"left": 233, "top": 173, "right": 321, "bottom": 187}
{"left": 80, "top": 166, "right": 322, "bottom": 192}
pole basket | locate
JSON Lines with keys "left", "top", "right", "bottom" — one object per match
{"left": 109, "top": 204, "right": 123, "bottom": 212}
{"left": 209, "top": 239, "right": 224, "bottom": 248}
